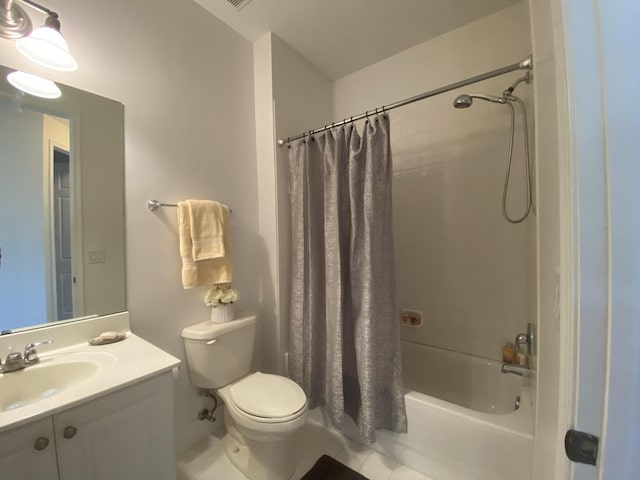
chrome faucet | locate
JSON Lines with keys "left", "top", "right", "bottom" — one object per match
{"left": 0, "top": 340, "right": 52, "bottom": 373}
{"left": 502, "top": 323, "right": 535, "bottom": 378}
{"left": 501, "top": 363, "right": 533, "bottom": 378}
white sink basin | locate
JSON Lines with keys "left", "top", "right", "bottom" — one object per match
{"left": 0, "top": 322, "right": 180, "bottom": 433}
{"left": 0, "top": 351, "right": 116, "bottom": 411}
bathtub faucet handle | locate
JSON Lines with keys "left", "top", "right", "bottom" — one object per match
{"left": 514, "top": 333, "right": 528, "bottom": 346}
{"left": 514, "top": 322, "right": 535, "bottom": 356}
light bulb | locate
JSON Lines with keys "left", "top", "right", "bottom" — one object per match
{"left": 16, "top": 26, "right": 77, "bottom": 72}
{"left": 7, "top": 71, "right": 61, "bottom": 99}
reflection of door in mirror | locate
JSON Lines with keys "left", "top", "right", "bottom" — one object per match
{"left": 0, "top": 106, "right": 80, "bottom": 329}
{"left": 0, "top": 64, "right": 126, "bottom": 334}
{"left": 44, "top": 115, "right": 78, "bottom": 323}
{"left": 53, "top": 147, "right": 73, "bottom": 321}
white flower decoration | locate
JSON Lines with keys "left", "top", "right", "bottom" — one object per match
{"left": 204, "top": 285, "right": 239, "bottom": 307}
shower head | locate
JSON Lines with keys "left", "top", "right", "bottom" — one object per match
{"left": 453, "top": 94, "right": 473, "bottom": 108}
{"left": 453, "top": 94, "right": 507, "bottom": 108}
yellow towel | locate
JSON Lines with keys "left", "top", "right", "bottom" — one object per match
{"left": 178, "top": 200, "right": 233, "bottom": 289}
{"left": 188, "top": 200, "right": 226, "bottom": 260}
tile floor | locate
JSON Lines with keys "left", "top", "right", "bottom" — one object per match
{"left": 177, "top": 420, "right": 435, "bottom": 480}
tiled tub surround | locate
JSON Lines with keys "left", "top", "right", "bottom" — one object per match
{"left": 391, "top": 94, "right": 535, "bottom": 362}
{"left": 333, "top": 3, "right": 536, "bottom": 362}
{"left": 311, "top": 340, "right": 533, "bottom": 480}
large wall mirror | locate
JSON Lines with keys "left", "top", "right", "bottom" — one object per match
{"left": 0, "top": 64, "right": 125, "bottom": 334}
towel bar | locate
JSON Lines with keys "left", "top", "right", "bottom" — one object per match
{"left": 147, "top": 199, "right": 232, "bottom": 212}
{"left": 147, "top": 200, "right": 177, "bottom": 211}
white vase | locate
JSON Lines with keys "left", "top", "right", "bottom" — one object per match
{"left": 210, "top": 304, "right": 235, "bottom": 323}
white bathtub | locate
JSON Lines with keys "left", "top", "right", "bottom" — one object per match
{"left": 402, "top": 340, "right": 525, "bottom": 415}
{"left": 379, "top": 341, "right": 534, "bottom": 480}
{"left": 309, "top": 341, "right": 534, "bottom": 480}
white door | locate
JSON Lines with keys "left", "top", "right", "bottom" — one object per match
{"left": 584, "top": 1, "right": 640, "bottom": 478}
{"left": 0, "top": 417, "right": 58, "bottom": 480}
{"left": 560, "top": 0, "right": 640, "bottom": 478}
{"left": 53, "top": 147, "right": 73, "bottom": 321}
{"left": 53, "top": 373, "right": 175, "bottom": 480}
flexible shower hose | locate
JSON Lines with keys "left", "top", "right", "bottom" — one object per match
{"left": 502, "top": 95, "right": 532, "bottom": 224}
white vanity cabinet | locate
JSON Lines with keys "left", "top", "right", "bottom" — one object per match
{"left": 0, "top": 372, "right": 175, "bottom": 480}
{"left": 0, "top": 417, "right": 58, "bottom": 480}
{"left": 54, "top": 371, "right": 175, "bottom": 480}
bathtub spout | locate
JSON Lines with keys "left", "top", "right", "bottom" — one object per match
{"left": 501, "top": 364, "right": 533, "bottom": 378}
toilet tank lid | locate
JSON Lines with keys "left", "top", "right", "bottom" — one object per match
{"left": 181, "top": 312, "right": 256, "bottom": 340}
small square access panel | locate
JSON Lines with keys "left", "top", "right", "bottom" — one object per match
{"left": 401, "top": 309, "right": 422, "bottom": 327}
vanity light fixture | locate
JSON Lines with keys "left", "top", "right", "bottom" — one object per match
{"left": 0, "top": 0, "right": 78, "bottom": 71}
{"left": 7, "top": 69, "right": 61, "bottom": 98}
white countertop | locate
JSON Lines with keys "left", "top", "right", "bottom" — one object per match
{"left": 0, "top": 317, "right": 180, "bottom": 433}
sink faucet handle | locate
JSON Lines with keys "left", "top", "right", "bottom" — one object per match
{"left": 24, "top": 340, "right": 53, "bottom": 364}
{"left": 6, "top": 351, "right": 23, "bottom": 362}
{"left": 2, "top": 351, "right": 25, "bottom": 372}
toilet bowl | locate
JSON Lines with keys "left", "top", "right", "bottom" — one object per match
{"left": 181, "top": 313, "right": 308, "bottom": 480}
{"left": 218, "top": 372, "right": 308, "bottom": 479}
{"left": 218, "top": 371, "right": 308, "bottom": 441}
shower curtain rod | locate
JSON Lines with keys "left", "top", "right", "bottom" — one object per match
{"left": 276, "top": 55, "right": 533, "bottom": 147}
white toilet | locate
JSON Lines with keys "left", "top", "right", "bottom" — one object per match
{"left": 181, "top": 312, "right": 308, "bottom": 480}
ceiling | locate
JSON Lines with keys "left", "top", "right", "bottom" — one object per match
{"left": 194, "top": 0, "right": 522, "bottom": 80}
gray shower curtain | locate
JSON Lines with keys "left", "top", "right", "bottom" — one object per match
{"left": 287, "top": 115, "right": 407, "bottom": 444}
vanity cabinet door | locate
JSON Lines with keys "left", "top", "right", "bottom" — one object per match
{"left": 53, "top": 372, "right": 175, "bottom": 480}
{"left": 0, "top": 417, "right": 59, "bottom": 480}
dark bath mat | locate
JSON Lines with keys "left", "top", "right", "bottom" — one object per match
{"left": 300, "top": 455, "right": 369, "bottom": 480}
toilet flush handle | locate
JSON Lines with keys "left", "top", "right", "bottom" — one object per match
{"left": 206, "top": 339, "right": 217, "bottom": 345}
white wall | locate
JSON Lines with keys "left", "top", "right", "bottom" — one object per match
{"left": 252, "top": 34, "right": 277, "bottom": 374}
{"left": 72, "top": 93, "right": 126, "bottom": 321}
{"left": 0, "top": 0, "right": 259, "bottom": 452}
{"left": 253, "top": 33, "right": 333, "bottom": 373}
{"left": 272, "top": 35, "right": 334, "bottom": 373}
{"left": 333, "top": 3, "right": 535, "bottom": 361}
{"left": 0, "top": 101, "right": 45, "bottom": 331}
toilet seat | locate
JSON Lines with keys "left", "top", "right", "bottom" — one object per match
{"left": 226, "top": 372, "right": 307, "bottom": 424}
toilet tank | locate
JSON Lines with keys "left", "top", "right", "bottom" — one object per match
{"left": 181, "top": 312, "right": 256, "bottom": 389}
